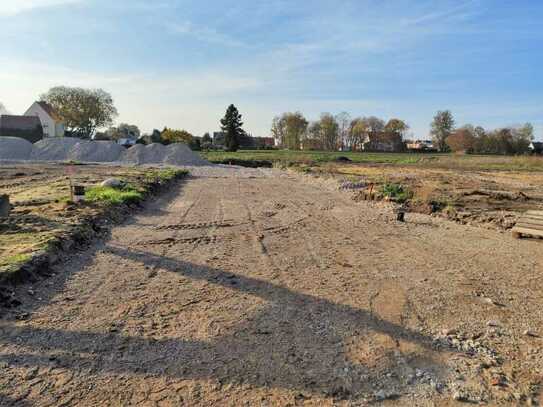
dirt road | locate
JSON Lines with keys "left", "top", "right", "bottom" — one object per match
{"left": 1, "top": 172, "right": 542, "bottom": 405}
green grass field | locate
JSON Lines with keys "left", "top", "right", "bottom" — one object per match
{"left": 200, "top": 150, "right": 543, "bottom": 172}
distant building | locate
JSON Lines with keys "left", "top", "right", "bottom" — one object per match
{"left": 0, "top": 115, "right": 44, "bottom": 143}
{"left": 530, "top": 141, "right": 543, "bottom": 154}
{"left": 24, "top": 101, "right": 65, "bottom": 138}
{"left": 406, "top": 139, "right": 435, "bottom": 151}
{"left": 212, "top": 131, "right": 226, "bottom": 147}
{"left": 255, "top": 137, "right": 275, "bottom": 148}
{"left": 362, "top": 133, "right": 405, "bottom": 152}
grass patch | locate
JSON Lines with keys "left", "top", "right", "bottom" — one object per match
{"left": 85, "top": 185, "right": 143, "bottom": 205}
{"left": 145, "top": 168, "right": 189, "bottom": 183}
{"left": 0, "top": 253, "right": 32, "bottom": 268}
{"left": 201, "top": 150, "right": 543, "bottom": 172}
{"left": 201, "top": 150, "right": 428, "bottom": 166}
{"left": 86, "top": 169, "right": 188, "bottom": 205}
{"left": 381, "top": 183, "right": 412, "bottom": 203}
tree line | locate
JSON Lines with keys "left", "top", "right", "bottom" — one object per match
{"left": 430, "top": 110, "right": 534, "bottom": 155}
{"left": 36, "top": 86, "right": 246, "bottom": 152}
{"left": 32, "top": 86, "right": 536, "bottom": 155}
{"left": 271, "top": 112, "right": 409, "bottom": 151}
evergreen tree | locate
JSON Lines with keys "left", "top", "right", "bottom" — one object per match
{"left": 220, "top": 104, "right": 244, "bottom": 152}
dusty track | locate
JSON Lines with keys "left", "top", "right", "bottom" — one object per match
{"left": 1, "top": 172, "right": 542, "bottom": 405}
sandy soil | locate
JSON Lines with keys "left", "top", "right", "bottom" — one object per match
{"left": 322, "top": 163, "right": 543, "bottom": 230}
{"left": 1, "top": 170, "right": 542, "bottom": 406}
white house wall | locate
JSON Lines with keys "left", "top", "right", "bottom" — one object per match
{"left": 24, "top": 102, "right": 64, "bottom": 137}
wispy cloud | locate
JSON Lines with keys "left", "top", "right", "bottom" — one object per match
{"left": 167, "top": 21, "right": 246, "bottom": 48}
{"left": 399, "top": 0, "right": 483, "bottom": 27}
{"left": 0, "top": 0, "right": 81, "bottom": 17}
{"left": 0, "top": 57, "right": 264, "bottom": 133}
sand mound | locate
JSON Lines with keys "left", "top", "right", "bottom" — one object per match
{"left": 31, "top": 137, "right": 80, "bottom": 161}
{"left": 164, "top": 143, "right": 209, "bottom": 166}
{"left": 0, "top": 137, "right": 33, "bottom": 160}
{"left": 68, "top": 140, "right": 124, "bottom": 162}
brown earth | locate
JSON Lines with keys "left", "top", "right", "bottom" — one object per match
{"left": 0, "top": 163, "right": 181, "bottom": 274}
{"left": 0, "top": 171, "right": 542, "bottom": 405}
{"left": 312, "top": 163, "right": 543, "bottom": 231}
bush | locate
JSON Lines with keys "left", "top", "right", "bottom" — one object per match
{"left": 381, "top": 183, "right": 411, "bottom": 203}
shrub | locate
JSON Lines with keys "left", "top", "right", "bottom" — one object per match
{"left": 381, "top": 183, "right": 411, "bottom": 203}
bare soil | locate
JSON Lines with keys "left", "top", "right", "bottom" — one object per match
{"left": 0, "top": 163, "right": 187, "bottom": 274}
{"left": 317, "top": 163, "right": 543, "bottom": 230}
{"left": 0, "top": 170, "right": 542, "bottom": 405}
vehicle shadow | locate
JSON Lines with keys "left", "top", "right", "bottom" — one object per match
{"left": 0, "top": 245, "right": 455, "bottom": 401}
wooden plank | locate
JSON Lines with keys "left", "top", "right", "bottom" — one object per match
{"left": 512, "top": 226, "right": 543, "bottom": 238}
{"left": 526, "top": 210, "right": 543, "bottom": 217}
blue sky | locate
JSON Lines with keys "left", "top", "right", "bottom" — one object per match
{"left": 1, "top": 0, "right": 542, "bottom": 139}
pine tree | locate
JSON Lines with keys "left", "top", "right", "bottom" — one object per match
{"left": 220, "top": 104, "right": 244, "bottom": 152}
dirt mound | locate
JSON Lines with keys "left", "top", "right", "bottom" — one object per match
{"left": 30, "top": 137, "right": 80, "bottom": 161}
{"left": 68, "top": 140, "right": 124, "bottom": 162}
{"left": 0, "top": 137, "right": 33, "bottom": 160}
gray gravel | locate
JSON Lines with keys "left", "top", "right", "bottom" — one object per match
{"left": 69, "top": 140, "right": 124, "bottom": 162}
{"left": 164, "top": 143, "right": 209, "bottom": 166}
{"left": 0, "top": 137, "right": 33, "bottom": 160}
{"left": 30, "top": 137, "right": 80, "bottom": 161}
{"left": 1, "top": 137, "right": 210, "bottom": 167}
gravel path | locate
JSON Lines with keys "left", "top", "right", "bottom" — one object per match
{"left": 0, "top": 169, "right": 541, "bottom": 405}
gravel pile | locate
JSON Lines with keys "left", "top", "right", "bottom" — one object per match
{"left": 164, "top": 143, "right": 209, "bottom": 166}
{"left": 119, "top": 144, "right": 145, "bottom": 164}
{"left": 69, "top": 140, "right": 124, "bottom": 162}
{"left": 30, "top": 137, "right": 80, "bottom": 161}
{"left": 0, "top": 137, "right": 33, "bottom": 160}
{"left": 119, "top": 143, "right": 208, "bottom": 166}
{"left": 139, "top": 143, "right": 168, "bottom": 164}
{"left": 2, "top": 136, "right": 210, "bottom": 167}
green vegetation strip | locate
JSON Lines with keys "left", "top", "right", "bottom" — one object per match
{"left": 1, "top": 168, "right": 188, "bottom": 277}
{"left": 85, "top": 185, "right": 142, "bottom": 205}
{"left": 86, "top": 169, "right": 188, "bottom": 205}
{"left": 200, "top": 150, "right": 543, "bottom": 172}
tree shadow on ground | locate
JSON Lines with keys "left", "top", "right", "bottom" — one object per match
{"left": 0, "top": 394, "right": 33, "bottom": 407}
{"left": 0, "top": 245, "right": 456, "bottom": 401}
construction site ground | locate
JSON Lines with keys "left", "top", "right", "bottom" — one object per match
{"left": 0, "top": 165, "right": 542, "bottom": 406}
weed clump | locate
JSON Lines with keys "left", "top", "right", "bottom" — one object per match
{"left": 85, "top": 185, "right": 142, "bottom": 205}
{"left": 381, "top": 183, "right": 412, "bottom": 203}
